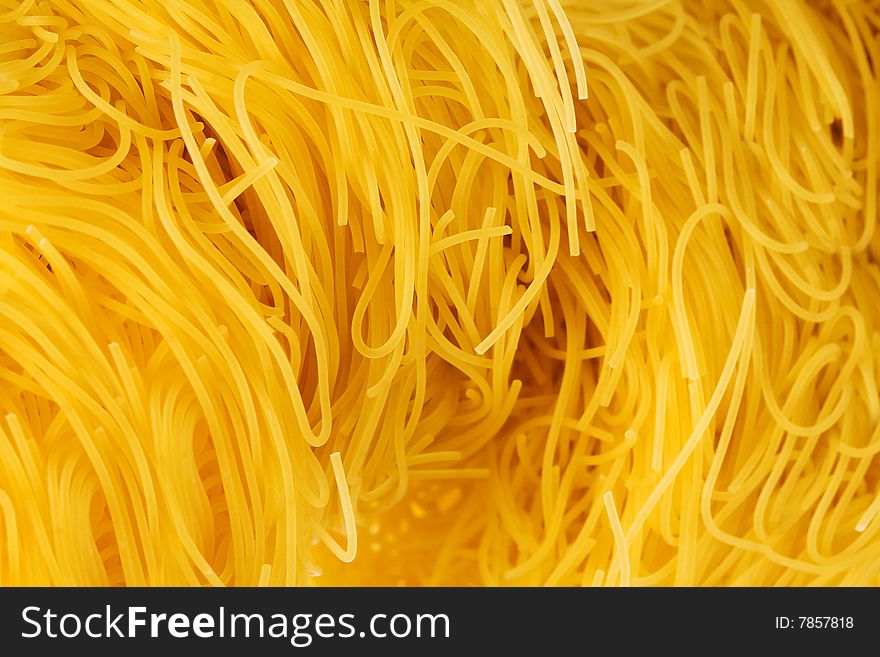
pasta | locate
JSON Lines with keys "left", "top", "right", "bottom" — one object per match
{"left": 0, "top": 0, "right": 878, "bottom": 587}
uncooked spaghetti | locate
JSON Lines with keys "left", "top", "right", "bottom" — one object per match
{"left": 0, "top": 0, "right": 878, "bottom": 586}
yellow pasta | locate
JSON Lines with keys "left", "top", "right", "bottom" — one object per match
{"left": 0, "top": 0, "right": 878, "bottom": 587}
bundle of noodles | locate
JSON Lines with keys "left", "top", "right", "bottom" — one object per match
{"left": 0, "top": 0, "right": 878, "bottom": 586}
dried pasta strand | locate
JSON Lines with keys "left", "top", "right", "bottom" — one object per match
{"left": 0, "top": 0, "right": 878, "bottom": 588}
